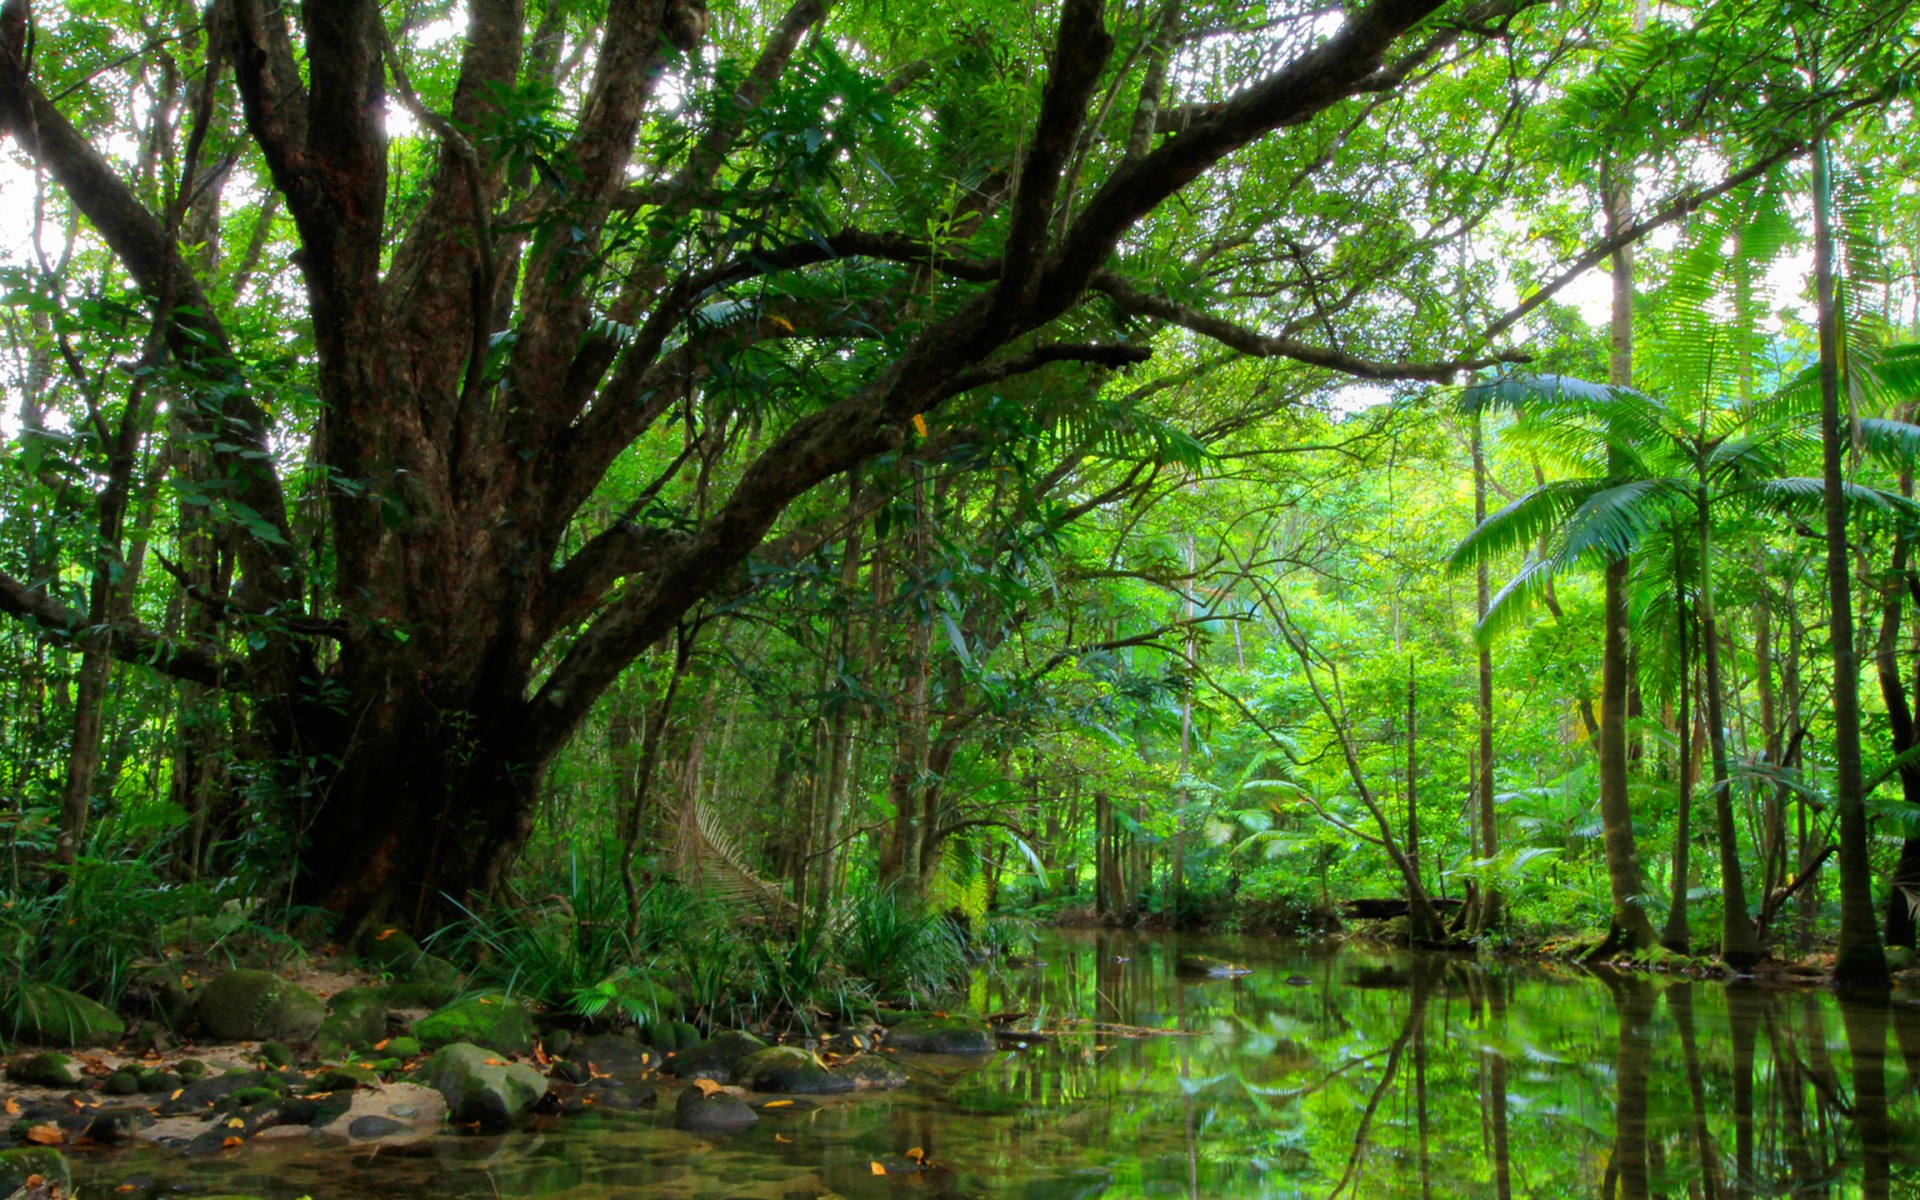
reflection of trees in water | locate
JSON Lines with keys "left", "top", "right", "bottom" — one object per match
{"left": 961, "top": 935, "right": 1916, "bottom": 1197}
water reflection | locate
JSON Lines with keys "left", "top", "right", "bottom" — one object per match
{"left": 70, "top": 932, "right": 1920, "bottom": 1199}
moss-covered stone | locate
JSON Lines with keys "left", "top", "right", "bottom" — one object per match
{"left": 103, "top": 1069, "right": 142, "bottom": 1096}
{"left": 644, "top": 1019, "right": 701, "bottom": 1053}
{"left": 413, "top": 995, "right": 534, "bottom": 1055}
{"left": 352, "top": 927, "right": 460, "bottom": 989}
{"left": 673, "top": 1086, "right": 757, "bottom": 1133}
{"left": 833, "top": 1056, "right": 908, "bottom": 1089}
{"left": 736, "top": 1045, "right": 854, "bottom": 1095}
{"left": 0, "top": 1147, "right": 70, "bottom": 1194}
{"left": 380, "top": 980, "right": 458, "bottom": 1010}
{"left": 136, "top": 1068, "right": 180, "bottom": 1092}
{"left": 314, "top": 987, "right": 389, "bottom": 1056}
{"left": 886, "top": 1014, "right": 995, "bottom": 1055}
{"left": 385, "top": 1036, "right": 422, "bottom": 1059}
{"left": 175, "top": 1058, "right": 208, "bottom": 1078}
{"left": 5, "top": 1052, "right": 82, "bottom": 1087}
{"left": 7, "top": 983, "right": 125, "bottom": 1048}
{"left": 668, "top": 1030, "right": 765, "bottom": 1082}
{"left": 229, "top": 1086, "right": 282, "bottom": 1107}
{"left": 309, "top": 1064, "right": 382, "bottom": 1092}
{"left": 417, "top": 1043, "right": 547, "bottom": 1129}
{"left": 258, "top": 1040, "right": 293, "bottom": 1067}
{"left": 194, "top": 970, "right": 325, "bottom": 1041}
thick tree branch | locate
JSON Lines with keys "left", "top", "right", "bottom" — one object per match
{"left": 0, "top": 571, "right": 237, "bottom": 688}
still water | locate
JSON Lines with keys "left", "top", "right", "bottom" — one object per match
{"left": 74, "top": 932, "right": 1920, "bottom": 1199}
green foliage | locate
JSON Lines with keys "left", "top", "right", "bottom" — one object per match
{"left": 836, "top": 885, "right": 969, "bottom": 1002}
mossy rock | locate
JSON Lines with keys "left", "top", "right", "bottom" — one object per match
{"left": 380, "top": 980, "right": 459, "bottom": 1010}
{"left": 175, "top": 1058, "right": 208, "bottom": 1078}
{"left": 416, "top": 1043, "right": 547, "bottom": 1129}
{"left": 0, "top": 1147, "right": 70, "bottom": 1195}
{"left": 136, "top": 1069, "right": 180, "bottom": 1093}
{"left": 413, "top": 995, "right": 534, "bottom": 1056}
{"left": 736, "top": 1045, "right": 853, "bottom": 1095}
{"left": 833, "top": 1056, "right": 908, "bottom": 1089}
{"left": 353, "top": 927, "right": 459, "bottom": 989}
{"left": 103, "top": 1069, "right": 142, "bottom": 1096}
{"left": 673, "top": 1086, "right": 756, "bottom": 1134}
{"left": 1886, "top": 945, "right": 1917, "bottom": 972}
{"left": 644, "top": 1019, "right": 701, "bottom": 1053}
{"left": 314, "top": 987, "right": 389, "bottom": 1056}
{"left": 385, "top": 1036, "right": 423, "bottom": 1059}
{"left": 668, "top": 1030, "right": 765, "bottom": 1082}
{"left": 573, "top": 1033, "right": 654, "bottom": 1078}
{"left": 886, "top": 1014, "right": 995, "bottom": 1055}
{"left": 309, "top": 1065, "right": 381, "bottom": 1092}
{"left": 230, "top": 1086, "right": 282, "bottom": 1107}
{"left": 194, "top": 970, "right": 325, "bottom": 1041}
{"left": 5, "top": 1053, "right": 82, "bottom": 1088}
{"left": 7, "top": 984, "right": 125, "bottom": 1048}
{"left": 258, "top": 1041, "right": 293, "bottom": 1067}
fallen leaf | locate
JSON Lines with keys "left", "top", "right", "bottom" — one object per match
{"left": 227, "top": 1118, "right": 245, "bottom": 1129}
{"left": 762, "top": 1099, "right": 792, "bottom": 1108}
{"left": 374, "top": 928, "right": 398, "bottom": 941}
{"left": 483, "top": 1058, "right": 505, "bottom": 1067}
{"left": 774, "top": 1134, "right": 792, "bottom": 1143}
{"left": 477, "top": 997, "right": 496, "bottom": 1006}
{"left": 870, "top": 1161, "right": 887, "bottom": 1176}
{"left": 3, "top": 1098, "right": 19, "bottom": 1115}
{"left": 221, "top": 1136, "right": 243, "bottom": 1149}
{"left": 115, "top": 1185, "right": 138, "bottom": 1193}
{"left": 373, "top": 1038, "right": 392, "bottom": 1052}
{"left": 906, "top": 1147, "right": 925, "bottom": 1163}
{"left": 912, "top": 413, "right": 929, "bottom": 437}
{"left": 169, "top": 1089, "right": 184, "bottom": 1100}
{"left": 25, "top": 1124, "right": 63, "bottom": 1146}
{"left": 692, "top": 1079, "right": 724, "bottom": 1097}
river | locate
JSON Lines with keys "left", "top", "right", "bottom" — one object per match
{"left": 73, "top": 930, "right": 1920, "bottom": 1198}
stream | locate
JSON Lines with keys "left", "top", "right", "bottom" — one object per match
{"left": 71, "top": 931, "right": 1920, "bottom": 1198}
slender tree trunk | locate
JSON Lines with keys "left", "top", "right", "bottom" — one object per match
{"left": 1406, "top": 656, "right": 1420, "bottom": 893}
{"left": 1595, "top": 181, "right": 1658, "bottom": 954}
{"left": 1699, "top": 492, "right": 1761, "bottom": 968}
{"left": 1472, "top": 414, "right": 1499, "bottom": 934}
{"left": 1814, "top": 135, "right": 1889, "bottom": 992}
{"left": 1874, "top": 482, "right": 1920, "bottom": 947}
{"left": 1663, "top": 593, "right": 1694, "bottom": 954}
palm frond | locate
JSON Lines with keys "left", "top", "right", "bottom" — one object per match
{"left": 1450, "top": 478, "right": 1607, "bottom": 569}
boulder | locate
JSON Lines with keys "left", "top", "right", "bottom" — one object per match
{"left": 833, "top": 1056, "right": 908, "bottom": 1089}
{"left": 352, "top": 927, "right": 459, "bottom": 989}
{"left": 308, "top": 1065, "right": 382, "bottom": 1092}
{"left": 314, "top": 987, "right": 389, "bottom": 1057}
{"left": 644, "top": 1019, "right": 701, "bottom": 1053}
{"left": 5, "top": 1053, "right": 82, "bottom": 1088}
{"left": 573, "top": 1033, "right": 655, "bottom": 1079}
{"left": 7, "top": 984, "right": 125, "bottom": 1048}
{"left": 194, "top": 970, "right": 325, "bottom": 1041}
{"left": 673, "top": 1085, "right": 757, "bottom": 1134}
{"left": 417, "top": 1043, "right": 547, "bottom": 1129}
{"left": 886, "top": 1015, "right": 995, "bottom": 1055}
{"left": 0, "top": 1148, "right": 70, "bottom": 1196}
{"left": 735, "top": 1046, "right": 853, "bottom": 1095}
{"left": 309, "top": 1081, "right": 445, "bottom": 1144}
{"left": 668, "top": 1030, "right": 764, "bottom": 1082}
{"left": 413, "top": 995, "right": 534, "bottom": 1056}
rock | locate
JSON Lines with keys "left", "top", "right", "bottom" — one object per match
{"left": 5, "top": 1053, "right": 82, "bottom": 1088}
{"left": 833, "top": 1056, "right": 908, "bottom": 1089}
{"left": 155, "top": 1070, "right": 293, "bottom": 1115}
{"left": 550, "top": 1060, "right": 590, "bottom": 1085}
{"left": 258, "top": 1040, "right": 293, "bottom": 1067}
{"left": 386, "top": 1036, "right": 423, "bottom": 1059}
{"left": 347, "top": 1114, "right": 412, "bottom": 1140}
{"left": 308, "top": 1065, "right": 381, "bottom": 1092}
{"left": 103, "top": 1069, "right": 142, "bottom": 1096}
{"left": 1175, "top": 955, "right": 1252, "bottom": 978}
{"left": 736, "top": 1046, "right": 853, "bottom": 1095}
{"left": 542, "top": 1028, "right": 572, "bottom": 1057}
{"left": 353, "top": 927, "right": 460, "bottom": 989}
{"left": 7, "top": 984, "right": 125, "bottom": 1048}
{"left": 380, "top": 980, "right": 458, "bottom": 1010}
{"left": 0, "top": 1148, "right": 70, "bottom": 1196}
{"left": 136, "top": 1068, "right": 179, "bottom": 1093}
{"left": 176, "top": 1058, "right": 209, "bottom": 1078}
{"left": 886, "top": 1015, "right": 995, "bottom": 1055}
{"left": 310, "top": 1081, "right": 445, "bottom": 1143}
{"left": 574, "top": 1033, "right": 655, "bottom": 1079}
{"left": 194, "top": 970, "right": 326, "bottom": 1041}
{"left": 673, "top": 1086, "right": 757, "bottom": 1133}
{"left": 581, "top": 1080, "right": 659, "bottom": 1111}
{"left": 414, "top": 995, "right": 534, "bottom": 1056}
{"left": 314, "top": 987, "right": 389, "bottom": 1057}
{"left": 417, "top": 1043, "right": 547, "bottom": 1129}
{"left": 668, "top": 1030, "right": 764, "bottom": 1082}
{"left": 645, "top": 1019, "right": 701, "bottom": 1053}
{"left": 1886, "top": 945, "right": 1917, "bottom": 972}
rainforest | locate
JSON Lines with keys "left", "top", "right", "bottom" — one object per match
{"left": 1, "top": 0, "right": 1919, "bottom": 1197}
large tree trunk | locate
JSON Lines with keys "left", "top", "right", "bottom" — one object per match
{"left": 1662, "top": 593, "right": 1695, "bottom": 954}
{"left": 1814, "top": 135, "right": 1890, "bottom": 993}
{"left": 1874, "top": 487, "right": 1920, "bottom": 948}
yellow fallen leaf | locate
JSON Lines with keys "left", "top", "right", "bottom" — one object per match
{"left": 170, "top": 1089, "right": 184, "bottom": 1100}
{"left": 374, "top": 928, "right": 397, "bottom": 941}
{"left": 693, "top": 1078, "right": 724, "bottom": 1097}
{"left": 3, "top": 1098, "right": 18, "bottom": 1115}
{"left": 870, "top": 1162, "right": 887, "bottom": 1176}
{"left": 774, "top": 1133, "right": 792, "bottom": 1143}
{"left": 483, "top": 1058, "right": 505, "bottom": 1066}
{"left": 221, "top": 1136, "right": 244, "bottom": 1149}
{"left": 227, "top": 1118, "right": 245, "bottom": 1129}
{"left": 374, "top": 1038, "right": 392, "bottom": 1052}
{"left": 769, "top": 315, "right": 795, "bottom": 332}
{"left": 762, "top": 1099, "right": 792, "bottom": 1108}
{"left": 912, "top": 413, "right": 928, "bottom": 437}
{"left": 25, "top": 1124, "right": 64, "bottom": 1146}
{"left": 906, "top": 1147, "right": 925, "bottom": 1163}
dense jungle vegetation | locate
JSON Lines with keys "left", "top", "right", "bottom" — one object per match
{"left": 4, "top": 0, "right": 1920, "bottom": 1032}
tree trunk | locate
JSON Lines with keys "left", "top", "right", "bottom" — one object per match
{"left": 1814, "top": 134, "right": 1889, "bottom": 992}
{"left": 1471, "top": 413, "right": 1499, "bottom": 934}
{"left": 1661, "top": 593, "right": 1694, "bottom": 954}
{"left": 1874, "top": 483, "right": 1920, "bottom": 948}
{"left": 1699, "top": 491, "right": 1761, "bottom": 968}
{"left": 1594, "top": 180, "right": 1658, "bottom": 955}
